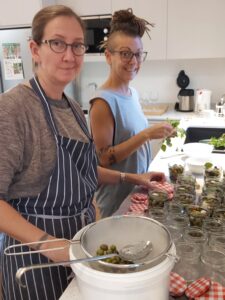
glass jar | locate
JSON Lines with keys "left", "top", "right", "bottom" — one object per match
{"left": 149, "top": 208, "right": 167, "bottom": 225}
{"left": 209, "top": 235, "right": 225, "bottom": 251}
{"left": 173, "top": 242, "right": 201, "bottom": 282}
{"left": 148, "top": 190, "right": 168, "bottom": 208}
{"left": 200, "top": 246, "right": 225, "bottom": 286}
{"left": 202, "top": 218, "right": 225, "bottom": 239}
{"left": 186, "top": 205, "right": 209, "bottom": 227}
{"left": 168, "top": 161, "right": 185, "bottom": 183}
{"left": 177, "top": 173, "right": 196, "bottom": 186}
{"left": 166, "top": 225, "right": 183, "bottom": 245}
{"left": 204, "top": 177, "right": 223, "bottom": 188}
{"left": 175, "top": 183, "right": 196, "bottom": 196}
{"left": 183, "top": 227, "right": 208, "bottom": 249}
{"left": 213, "top": 208, "right": 225, "bottom": 222}
{"left": 202, "top": 186, "right": 224, "bottom": 203}
{"left": 164, "top": 201, "right": 184, "bottom": 216}
{"left": 199, "top": 195, "right": 221, "bottom": 217}
{"left": 169, "top": 213, "right": 189, "bottom": 233}
{"left": 204, "top": 165, "right": 222, "bottom": 179}
{"left": 174, "top": 193, "right": 195, "bottom": 212}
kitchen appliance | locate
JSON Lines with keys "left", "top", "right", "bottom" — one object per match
{"left": 82, "top": 15, "right": 111, "bottom": 54}
{"left": 195, "top": 89, "right": 212, "bottom": 113}
{"left": 175, "top": 70, "right": 194, "bottom": 112}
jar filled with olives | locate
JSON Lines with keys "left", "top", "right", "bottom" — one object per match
{"left": 175, "top": 183, "right": 196, "bottom": 196}
{"left": 199, "top": 195, "right": 221, "bottom": 217}
{"left": 148, "top": 190, "right": 168, "bottom": 208}
{"left": 168, "top": 161, "right": 185, "bottom": 183}
{"left": 213, "top": 208, "right": 225, "bottom": 222}
{"left": 173, "top": 193, "right": 195, "bottom": 211}
{"left": 186, "top": 205, "right": 209, "bottom": 227}
{"left": 202, "top": 186, "right": 224, "bottom": 203}
{"left": 204, "top": 165, "right": 222, "bottom": 180}
{"left": 177, "top": 173, "right": 196, "bottom": 186}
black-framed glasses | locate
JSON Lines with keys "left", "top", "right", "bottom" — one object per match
{"left": 110, "top": 50, "right": 147, "bottom": 63}
{"left": 41, "top": 39, "right": 87, "bottom": 56}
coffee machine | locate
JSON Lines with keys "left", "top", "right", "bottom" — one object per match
{"left": 175, "top": 70, "right": 194, "bottom": 112}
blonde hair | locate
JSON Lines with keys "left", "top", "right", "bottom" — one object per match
{"left": 101, "top": 8, "right": 154, "bottom": 49}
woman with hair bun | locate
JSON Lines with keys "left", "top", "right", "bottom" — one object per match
{"left": 90, "top": 9, "right": 175, "bottom": 218}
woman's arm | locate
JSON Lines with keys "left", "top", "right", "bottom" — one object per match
{"left": 0, "top": 200, "right": 70, "bottom": 262}
{"left": 90, "top": 99, "right": 174, "bottom": 167}
{"left": 97, "top": 166, "right": 166, "bottom": 187}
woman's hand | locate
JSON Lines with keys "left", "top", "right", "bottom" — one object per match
{"left": 144, "top": 122, "right": 175, "bottom": 140}
{"left": 39, "top": 236, "right": 71, "bottom": 263}
{"left": 125, "top": 171, "right": 166, "bottom": 188}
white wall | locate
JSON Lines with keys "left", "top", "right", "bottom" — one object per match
{"left": 79, "top": 58, "right": 225, "bottom": 109}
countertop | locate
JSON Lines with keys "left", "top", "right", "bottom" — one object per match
{"left": 145, "top": 103, "right": 197, "bottom": 122}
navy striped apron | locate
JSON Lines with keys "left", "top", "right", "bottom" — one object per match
{"left": 1, "top": 77, "right": 98, "bottom": 300}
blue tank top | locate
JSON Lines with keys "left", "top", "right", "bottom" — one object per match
{"left": 90, "top": 87, "right": 151, "bottom": 217}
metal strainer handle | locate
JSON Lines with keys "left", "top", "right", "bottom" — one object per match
{"left": 16, "top": 253, "right": 141, "bottom": 288}
{"left": 4, "top": 238, "right": 80, "bottom": 256}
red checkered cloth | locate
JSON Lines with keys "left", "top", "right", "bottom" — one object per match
{"left": 195, "top": 281, "right": 225, "bottom": 300}
{"left": 130, "top": 193, "right": 148, "bottom": 203}
{"left": 185, "top": 277, "right": 211, "bottom": 299}
{"left": 129, "top": 202, "right": 148, "bottom": 213}
{"left": 148, "top": 181, "right": 174, "bottom": 200}
{"left": 170, "top": 272, "right": 187, "bottom": 297}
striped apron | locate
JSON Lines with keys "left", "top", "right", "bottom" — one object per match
{"left": 1, "top": 77, "right": 98, "bottom": 300}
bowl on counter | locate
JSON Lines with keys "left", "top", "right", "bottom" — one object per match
{"left": 182, "top": 142, "right": 213, "bottom": 159}
{"left": 186, "top": 157, "right": 212, "bottom": 175}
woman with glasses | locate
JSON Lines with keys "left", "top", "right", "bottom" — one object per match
{"left": 90, "top": 9, "right": 175, "bottom": 218}
{"left": 0, "top": 5, "right": 166, "bottom": 299}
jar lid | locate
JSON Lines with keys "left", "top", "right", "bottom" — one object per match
{"left": 185, "top": 277, "right": 211, "bottom": 298}
{"left": 195, "top": 281, "right": 225, "bottom": 299}
{"left": 170, "top": 272, "right": 187, "bottom": 297}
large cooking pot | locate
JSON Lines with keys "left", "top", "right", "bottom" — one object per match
{"left": 70, "top": 215, "right": 176, "bottom": 300}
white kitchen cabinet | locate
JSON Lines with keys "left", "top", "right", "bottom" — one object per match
{"left": 167, "top": 0, "right": 225, "bottom": 59}
{"left": 56, "top": 0, "right": 111, "bottom": 16}
{"left": 0, "top": 0, "right": 42, "bottom": 27}
{"left": 111, "top": 0, "right": 167, "bottom": 60}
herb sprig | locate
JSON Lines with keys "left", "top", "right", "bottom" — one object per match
{"left": 161, "top": 119, "right": 186, "bottom": 152}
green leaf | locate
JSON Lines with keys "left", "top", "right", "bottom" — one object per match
{"left": 204, "top": 162, "right": 213, "bottom": 169}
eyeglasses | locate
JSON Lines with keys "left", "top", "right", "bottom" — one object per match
{"left": 41, "top": 39, "right": 87, "bottom": 56}
{"left": 110, "top": 50, "right": 147, "bottom": 63}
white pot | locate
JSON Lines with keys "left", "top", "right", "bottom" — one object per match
{"left": 69, "top": 219, "right": 176, "bottom": 300}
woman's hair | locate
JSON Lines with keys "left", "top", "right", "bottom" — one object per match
{"left": 101, "top": 8, "right": 154, "bottom": 49}
{"left": 31, "top": 4, "right": 85, "bottom": 44}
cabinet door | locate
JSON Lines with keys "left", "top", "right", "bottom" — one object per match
{"left": 0, "top": 0, "right": 41, "bottom": 27}
{"left": 112, "top": 0, "right": 167, "bottom": 60}
{"left": 56, "top": 0, "right": 111, "bottom": 16}
{"left": 167, "top": 0, "right": 225, "bottom": 59}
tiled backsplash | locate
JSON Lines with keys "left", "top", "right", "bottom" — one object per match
{"left": 79, "top": 58, "right": 225, "bottom": 109}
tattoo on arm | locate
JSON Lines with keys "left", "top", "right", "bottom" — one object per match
{"left": 98, "top": 145, "right": 117, "bottom": 165}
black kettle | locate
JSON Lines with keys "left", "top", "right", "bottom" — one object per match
{"left": 175, "top": 70, "right": 194, "bottom": 112}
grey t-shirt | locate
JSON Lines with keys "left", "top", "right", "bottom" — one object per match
{"left": 0, "top": 84, "right": 89, "bottom": 200}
